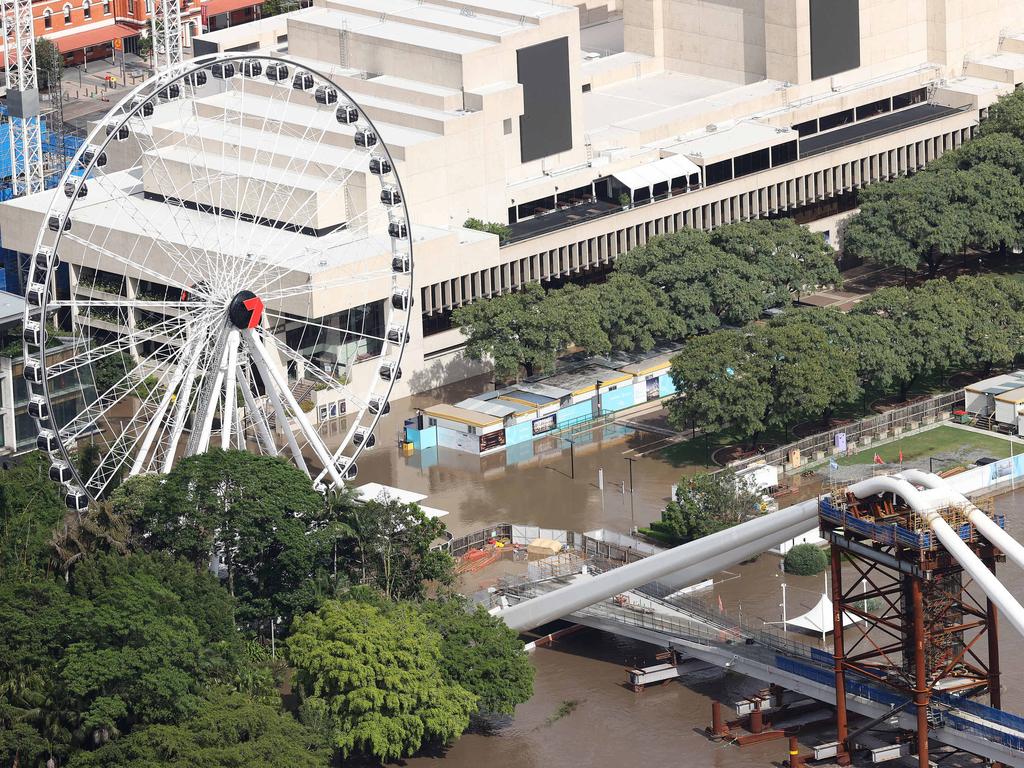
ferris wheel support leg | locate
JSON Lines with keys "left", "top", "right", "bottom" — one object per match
{"left": 196, "top": 341, "right": 231, "bottom": 455}
{"left": 220, "top": 331, "right": 241, "bottom": 451}
{"left": 244, "top": 329, "right": 344, "bottom": 488}
{"left": 237, "top": 363, "right": 277, "bottom": 456}
{"left": 246, "top": 335, "right": 308, "bottom": 476}
{"left": 130, "top": 340, "right": 198, "bottom": 476}
{"left": 162, "top": 332, "right": 208, "bottom": 474}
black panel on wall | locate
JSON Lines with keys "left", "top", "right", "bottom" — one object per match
{"left": 517, "top": 37, "right": 573, "bottom": 163}
{"left": 809, "top": 0, "right": 860, "bottom": 80}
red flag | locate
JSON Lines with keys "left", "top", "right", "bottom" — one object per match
{"left": 898, "top": 449, "right": 904, "bottom": 464}
{"left": 717, "top": 595, "right": 724, "bottom": 612}
{"left": 873, "top": 453, "right": 885, "bottom": 465}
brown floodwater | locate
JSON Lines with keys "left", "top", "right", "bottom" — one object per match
{"left": 359, "top": 383, "right": 1024, "bottom": 768}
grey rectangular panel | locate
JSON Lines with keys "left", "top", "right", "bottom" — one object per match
{"left": 7, "top": 88, "right": 40, "bottom": 120}
{"left": 192, "top": 38, "right": 219, "bottom": 56}
{"left": 810, "top": 0, "right": 860, "bottom": 80}
{"left": 517, "top": 37, "right": 572, "bottom": 163}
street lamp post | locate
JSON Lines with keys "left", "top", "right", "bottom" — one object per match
{"left": 625, "top": 456, "right": 638, "bottom": 526}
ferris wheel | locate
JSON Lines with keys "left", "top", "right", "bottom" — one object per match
{"left": 21, "top": 53, "right": 414, "bottom": 509}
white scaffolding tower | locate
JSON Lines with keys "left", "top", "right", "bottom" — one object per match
{"left": 2, "top": 0, "right": 44, "bottom": 196}
{"left": 150, "top": 0, "right": 183, "bottom": 75}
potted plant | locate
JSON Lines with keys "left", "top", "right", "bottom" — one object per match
{"left": 618, "top": 192, "right": 631, "bottom": 210}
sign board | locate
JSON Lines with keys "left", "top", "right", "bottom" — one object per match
{"left": 835, "top": 432, "right": 847, "bottom": 452}
{"left": 113, "top": 37, "right": 122, "bottom": 50}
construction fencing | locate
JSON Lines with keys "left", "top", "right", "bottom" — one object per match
{"left": 730, "top": 390, "right": 963, "bottom": 472}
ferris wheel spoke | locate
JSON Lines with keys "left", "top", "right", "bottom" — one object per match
{"left": 253, "top": 324, "right": 369, "bottom": 411}
{"left": 236, "top": 361, "right": 277, "bottom": 456}
{"left": 45, "top": 317, "right": 189, "bottom": 377}
{"left": 258, "top": 267, "right": 395, "bottom": 303}
{"left": 86, "top": 166, "right": 210, "bottom": 282}
{"left": 63, "top": 229, "right": 198, "bottom": 295}
{"left": 84, "top": 367, "right": 174, "bottom": 497}
{"left": 159, "top": 322, "right": 219, "bottom": 473}
{"left": 244, "top": 328, "right": 342, "bottom": 487}
{"left": 57, "top": 329, "right": 191, "bottom": 443}
{"left": 183, "top": 322, "right": 231, "bottom": 457}
{"left": 261, "top": 309, "right": 387, "bottom": 346}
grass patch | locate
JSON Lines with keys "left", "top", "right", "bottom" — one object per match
{"left": 545, "top": 699, "right": 579, "bottom": 725}
{"left": 838, "top": 425, "right": 1013, "bottom": 468}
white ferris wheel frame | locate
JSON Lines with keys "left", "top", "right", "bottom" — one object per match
{"left": 22, "top": 52, "right": 415, "bottom": 505}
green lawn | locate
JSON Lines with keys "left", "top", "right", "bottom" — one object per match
{"left": 839, "top": 425, "right": 1014, "bottom": 467}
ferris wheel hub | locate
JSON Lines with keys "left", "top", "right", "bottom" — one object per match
{"left": 227, "top": 290, "right": 264, "bottom": 329}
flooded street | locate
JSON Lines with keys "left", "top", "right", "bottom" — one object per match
{"left": 356, "top": 378, "right": 821, "bottom": 537}
{"left": 358, "top": 385, "right": 1024, "bottom": 768}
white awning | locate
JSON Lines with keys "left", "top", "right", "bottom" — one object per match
{"left": 354, "top": 482, "right": 427, "bottom": 505}
{"left": 787, "top": 592, "right": 862, "bottom": 634}
{"left": 611, "top": 155, "right": 701, "bottom": 192}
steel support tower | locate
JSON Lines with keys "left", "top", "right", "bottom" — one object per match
{"left": 821, "top": 490, "right": 1003, "bottom": 768}
{"left": 2, "top": 0, "right": 43, "bottom": 196}
{"left": 150, "top": 0, "right": 182, "bottom": 75}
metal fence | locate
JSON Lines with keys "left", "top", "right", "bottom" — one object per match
{"left": 730, "top": 391, "right": 963, "bottom": 471}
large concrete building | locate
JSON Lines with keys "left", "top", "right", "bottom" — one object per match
{"left": 3, "top": 0, "right": 1024, "bottom": 402}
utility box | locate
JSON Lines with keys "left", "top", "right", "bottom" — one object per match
{"left": 7, "top": 87, "right": 39, "bottom": 119}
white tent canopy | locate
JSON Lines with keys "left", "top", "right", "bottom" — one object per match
{"left": 611, "top": 154, "right": 701, "bottom": 193}
{"left": 787, "top": 592, "right": 862, "bottom": 634}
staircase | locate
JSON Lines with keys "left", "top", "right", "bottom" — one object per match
{"left": 266, "top": 379, "right": 315, "bottom": 429}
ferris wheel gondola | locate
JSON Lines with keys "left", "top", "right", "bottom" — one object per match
{"left": 22, "top": 53, "right": 414, "bottom": 506}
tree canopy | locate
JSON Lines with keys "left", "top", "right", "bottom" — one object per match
{"left": 287, "top": 597, "right": 477, "bottom": 762}
{"left": 641, "top": 470, "right": 766, "bottom": 546}
{"left": 133, "top": 450, "right": 329, "bottom": 625}
{"left": 65, "top": 689, "right": 326, "bottom": 768}
{"left": 453, "top": 219, "right": 840, "bottom": 381}
{"left": 422, "top": 598, "right": 534, "bottom": 715}
{"left": 844, "top": 87, "right": 1024, "bottom": 273}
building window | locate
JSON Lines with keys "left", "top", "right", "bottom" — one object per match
{"left": 82, "top": 0, "right": 90, "bottom": 18}
{"left": 102, "top": 0, "right": 110, "bottom": 12}
{"left": 428, "top": 417, "right": 437, "bottom": 427}
{"left": 467, "top": 426, "right": 477, "bottom": 435}
{"left": 43, "top": 8, "right": 52, "bottom": 27}
{"left": 63, "top": 3, "right": 71, "bottom": 22}
{"left": 503, "top": 118, "right": 512, "bottom": 135}
{"left": 145, "top": 0, "right": 151, "bottom": 14}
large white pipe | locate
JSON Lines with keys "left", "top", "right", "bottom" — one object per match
{"left": 899, "top": 469, "right": 1024, "bottom": 574}
{"left": 498, "top": 498, "right": 820, "bottom": 631}
{"left": 849, "top": 475, "right": 1024, "bottom": 640}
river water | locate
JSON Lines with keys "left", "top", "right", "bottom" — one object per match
{"left": 358, "top": 382, "right": 1024, "bottom": 768}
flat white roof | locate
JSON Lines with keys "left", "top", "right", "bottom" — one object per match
{"left": 665, "top": 120, "right": 796, "bottom": 163}
{"left": 292, "top": 7, "right": 494, "bottom": 55}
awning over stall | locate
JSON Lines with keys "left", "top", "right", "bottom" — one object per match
{"left": 611, "top": 154, "right": 701, "bottom": 192}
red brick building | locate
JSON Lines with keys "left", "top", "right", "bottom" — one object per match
{"left": 33, "top": 0, "right": 258, "bottom": 67}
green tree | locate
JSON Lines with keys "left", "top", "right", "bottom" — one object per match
{"left": 617, "top": 229, "right": 768, "bottom": 334}
{"left": 0, "top": 553, "right": 243, "bottom": 761}
{"left": 642, "top": 470, "right": 765, "bottom": 545}
{"left": 854, "top": 281, "right": 970, "bottom": 399}
{"left": 979, "top": 87, "right": 1024, "bottom": 140}
{"left": 34, "top": 37, "right": 63, "bottom": 91}
{"left": 0, "top": 453, "right": 65, "bottom": 579}
{"left": 422, "top": 598, "right": 534, "bottom": 715}
{"left": 137, "top": 450, "right": 326, "bottom": 625}
{"left": 452, "top": 282, "right": 585, "bottom": 380}
{"left": 594, "top": 273, "right": 672, "bottom": 352}
{"left": 331, "top": 495, "right": 454, "bottom": 601}
{"left": 288, "top": 598, "right": 477, "bottom": 762}
{"left": 783, "top": 543, "right": 829, "bottom": 576}
{"left": 667, "top": 323, "right": 859, "bottom": 444}
{"left": 91, "top": 352, "right": 131, "bottom": 397}
{"left": 711, "top": 218, "right": 840, "bottom": 304}
{"left": 463, "top": 217, "right": 512, "bottom": 241}
{"left": 66, "top": 689, "right": 326, "bottom": 768}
